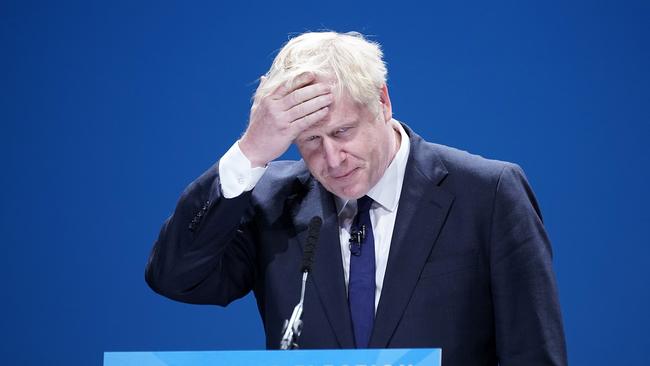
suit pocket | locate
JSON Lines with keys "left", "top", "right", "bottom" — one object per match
{"left": 419, "top": 248, "right": 479, "bottom": 279}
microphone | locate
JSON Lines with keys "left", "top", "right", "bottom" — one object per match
{"left": 349, "top": 224, "right": 366, "bottom": 256}
{"left": 280, "top": 216, "right": 322, "bottom": 350}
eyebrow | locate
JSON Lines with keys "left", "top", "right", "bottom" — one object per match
{"left": 299, "top": 117, "right": 358, "bottom": 138}
{"left": 330, "top": 119, "right": 359, "bottom": 132}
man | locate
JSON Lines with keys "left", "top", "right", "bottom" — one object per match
{"left": 146, "top": 31, "right": 567, "bottom": 365}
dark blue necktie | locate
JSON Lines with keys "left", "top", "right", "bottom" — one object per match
{"left": 348, "top": 195, "right": 375, "bottom": 348}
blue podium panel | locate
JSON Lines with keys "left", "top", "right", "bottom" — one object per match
{"left": 104, "top": 348, "right": 441, "bottom": 366}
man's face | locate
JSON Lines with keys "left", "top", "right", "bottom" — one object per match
{"left": 295, "top": 88, "right": 397, "bottom": 200}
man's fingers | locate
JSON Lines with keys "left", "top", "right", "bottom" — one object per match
{"left": 270, "top": 72, "right": 316, "bottom": 99}
{"left": 291, "top": 71, "right": 317, "bottom": 91}
{"left": 283, "top": 82, "right": 331, "bottom": 111}
{"left": 286, "top": 93, "right": 333, "bottom": 122}
{"left": 290, "top": 106, "right": 329, "bottom": 134}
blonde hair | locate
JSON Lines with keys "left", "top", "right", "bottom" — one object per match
{"left": 254, "top": 31, "right": 387, "bottom": 108}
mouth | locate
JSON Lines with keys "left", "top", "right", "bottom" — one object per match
{"left": 330, "top": 167, "right": 360, "bottom": 180}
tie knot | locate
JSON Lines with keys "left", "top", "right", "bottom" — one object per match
{"left": 357, "top": 195, "right": 373, "bottom": 214}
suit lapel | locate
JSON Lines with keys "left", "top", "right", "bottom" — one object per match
{"left": 292, "top": 176, "right": 355, "bottom": 348}
{"left": 369, "top": 131, "right": 455, "bottom": 348}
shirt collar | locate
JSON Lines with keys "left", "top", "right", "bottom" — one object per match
{"left": 335, "top": 119, "right": 410, "bottom": 216}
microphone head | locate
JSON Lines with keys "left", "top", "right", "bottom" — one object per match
{"left": 301, "top": 216, "right": 322, "bottom": 273}
{"left": 308, "top": 216, "right": 323, "bottom": 232}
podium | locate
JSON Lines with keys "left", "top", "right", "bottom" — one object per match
{"left": 104, "top": 348, "right": 441, "bottom": 366}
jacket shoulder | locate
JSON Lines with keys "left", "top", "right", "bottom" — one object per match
{"left": 251, "top": 160, "right": 312, "bottom": 218}
{"left": 425, "top": 142, "right": 522, "bottom": 186}
{"left": 255, "top": 159, "right": 310, "bottom": 193}
{"left": 420, "top": 141, "right": 538, "bottom": 219}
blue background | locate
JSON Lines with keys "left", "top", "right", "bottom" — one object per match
{"left": 2, "top": 1, "right": 648, "bottom": 365}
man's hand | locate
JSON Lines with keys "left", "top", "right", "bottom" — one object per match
{"left": 239, "top": 72, "right": 333, "bottom": 167}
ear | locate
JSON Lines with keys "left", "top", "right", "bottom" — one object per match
{"left": 379, "top": 84, "right": 392, "bottom": 122}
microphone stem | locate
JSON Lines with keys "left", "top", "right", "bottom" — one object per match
{"left": 280, "top": 271, "right": 309, "bottom": 350}
{"left": 299, "top": 271, "right": 307, "bottom": 304}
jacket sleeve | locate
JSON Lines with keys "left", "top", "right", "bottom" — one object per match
{"left": 145, "top": 162, "right": 258, "bottom": 306}
{"left": 489, "top": 164, "right": 568, "bottom": 366}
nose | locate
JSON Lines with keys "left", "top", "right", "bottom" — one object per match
{"left": 322, "top": 138, "right": 345, "bottom": 169}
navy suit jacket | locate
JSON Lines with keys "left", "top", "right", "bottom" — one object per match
{"left": 146, "top": 125, "right": 567, "bottom": 366}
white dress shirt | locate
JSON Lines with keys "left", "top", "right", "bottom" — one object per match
{"left": 218, "top": 120, "right": 410, "bottom": 312}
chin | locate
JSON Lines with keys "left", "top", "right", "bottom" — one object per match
{"left": 338, "top": 186, "right": 367, "bottom": 200}
{"left": 319, "top": 175, "right": 368, "bottom": 199}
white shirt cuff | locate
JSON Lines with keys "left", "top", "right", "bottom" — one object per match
{"left": 218, "top": 140, "right": 267, "bottom": 198}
